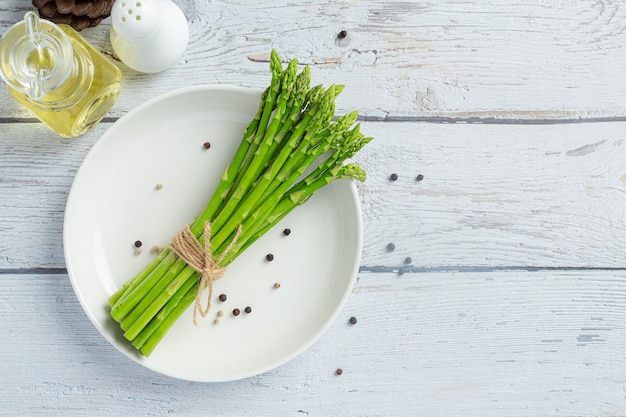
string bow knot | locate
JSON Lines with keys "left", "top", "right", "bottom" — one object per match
{"left": 169, "top": 222, "right": 241, "bottom": 326}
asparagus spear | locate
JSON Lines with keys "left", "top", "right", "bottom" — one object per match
{"left": 217, "top": 52, "right": 288, "bottom": 211}
{"left": 195, "top": 86, "right": 270, "bottom": 229}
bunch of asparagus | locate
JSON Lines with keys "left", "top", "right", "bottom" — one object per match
{"left": 108, "top": 50, "right": 373, "bottom": 356}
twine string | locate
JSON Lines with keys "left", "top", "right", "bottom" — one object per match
{"left": 169, "top": 222, "right": 242, "bottom": 326}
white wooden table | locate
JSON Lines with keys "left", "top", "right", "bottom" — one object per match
{"left": 2, "top": 1, "right": 626, "bottom": 415}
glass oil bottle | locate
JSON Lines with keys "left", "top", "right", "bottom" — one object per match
{"left": 0, "top": 12, "right": 122, "bottom": 137}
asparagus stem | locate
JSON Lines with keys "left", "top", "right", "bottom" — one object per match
{"left": 139, "top": 280, "right": 198, "bottom": 356}
{"left": 260, "top": 58, "right": 299, "bottom": 150}
{"left": 110, "top": 250, "right": 178, "bottom": 321}
{"left": 131, "top": 275, "right": 198, "bottom": 350}
{"left": 108, "top": 251, "right": 166, "bottom": 306}
{"left": 123, "top": 265, "right": 198, "bottom": 341}
{"left": 220, "top": 51, "right": 284, "bottom": 206}
{"left": 119, "top": 258, "right": 187, "bottom": 331}
{"left": 258, "top": 66, "right": 311, "bottom": 170}
{"left": 192, "top": 86, "right": 270, "bottom": 232}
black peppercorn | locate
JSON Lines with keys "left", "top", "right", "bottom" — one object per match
{"left": 335, "top": 368, "right": 343, "bottom": 375}
{"left": 416, "top": 174, "right": 424, "bottom": 181}
{"left": 218, "top": 294, "right": 227, "bottom": 302}
{"left": 134, "top": 240, "right": 142, "bottom": 248}
{"left": 349, "top": 316, "right": 357, "bottom": 325}
{"left": 244, "top": 306, "right": 252, "bottom": 314}
{"left": 283, "top": 228, "right": 291, "bottom": 236}
{"left": 232, "top": 308, "right": 240, "bottom": 316}
{"left": 266, "top": 253, "right": 274, "bottom": 262}
{"left": 337, "top": 30, "right": 347, "bottom": 39}
{"left": 389, "top": 173, "right": 398, "bottom": 181}
{"left": 386, "top": 242, "right": 395, "bottom": 251}
{"left": 203, "top": 142, "right": 211, "bottom": 149}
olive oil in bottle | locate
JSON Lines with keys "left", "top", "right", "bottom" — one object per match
{"left": 0, "top": 12, "right": 121, "bottom": 138}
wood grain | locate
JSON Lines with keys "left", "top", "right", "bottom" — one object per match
{"left": 2, "top": 1, "right": 626, "bottom": 415}
{"left": 1, "top": 0, "right": 626, "bottom": 120}
{"left": 357, "top": 121, "right": 626, "bottom": 269}
{"left": 2, "top": 271, "right": 625, "bottom": 416}
{"left": 2, "top": 121, "right": 626, "bottom": 270}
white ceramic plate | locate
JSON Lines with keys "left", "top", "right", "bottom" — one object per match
{"left": 63, "top": 85, "right": 362, "bottom": 382}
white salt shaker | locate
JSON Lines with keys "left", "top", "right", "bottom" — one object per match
{"left": 110, "top": 0, "right": 189, "bottom": 73}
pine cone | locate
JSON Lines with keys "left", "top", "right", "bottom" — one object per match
{"left": 32, "top": 0, "right": 115, "bottom": 31}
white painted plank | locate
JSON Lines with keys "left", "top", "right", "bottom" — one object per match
{"left": 1, "top": 271, "right": 625, "bottom": 416}
{"left": 2, "top": 121, "right": 626, "bottom": 269}
{"left": 356, "top": 121, "right": 626, "bottom": 269}
{"left": 0, "top": 123, "right": 97, "bottom": 270}
{"left": 1, "top": 0, "right": 626, "bottom": 119}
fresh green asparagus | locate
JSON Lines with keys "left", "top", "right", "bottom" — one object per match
{"left": 108, "top": 49, "right": 373, "bottom": 356}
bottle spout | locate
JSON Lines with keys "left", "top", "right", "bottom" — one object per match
{"left": 28, "top": 70, "right": 46, "bottom": 100}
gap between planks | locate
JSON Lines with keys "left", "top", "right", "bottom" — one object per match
{"left": 3, "top": 266, "right": 626, "bottom": 276}
{"left": 4, "top": 116, "right": 626, "bottom": 125}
